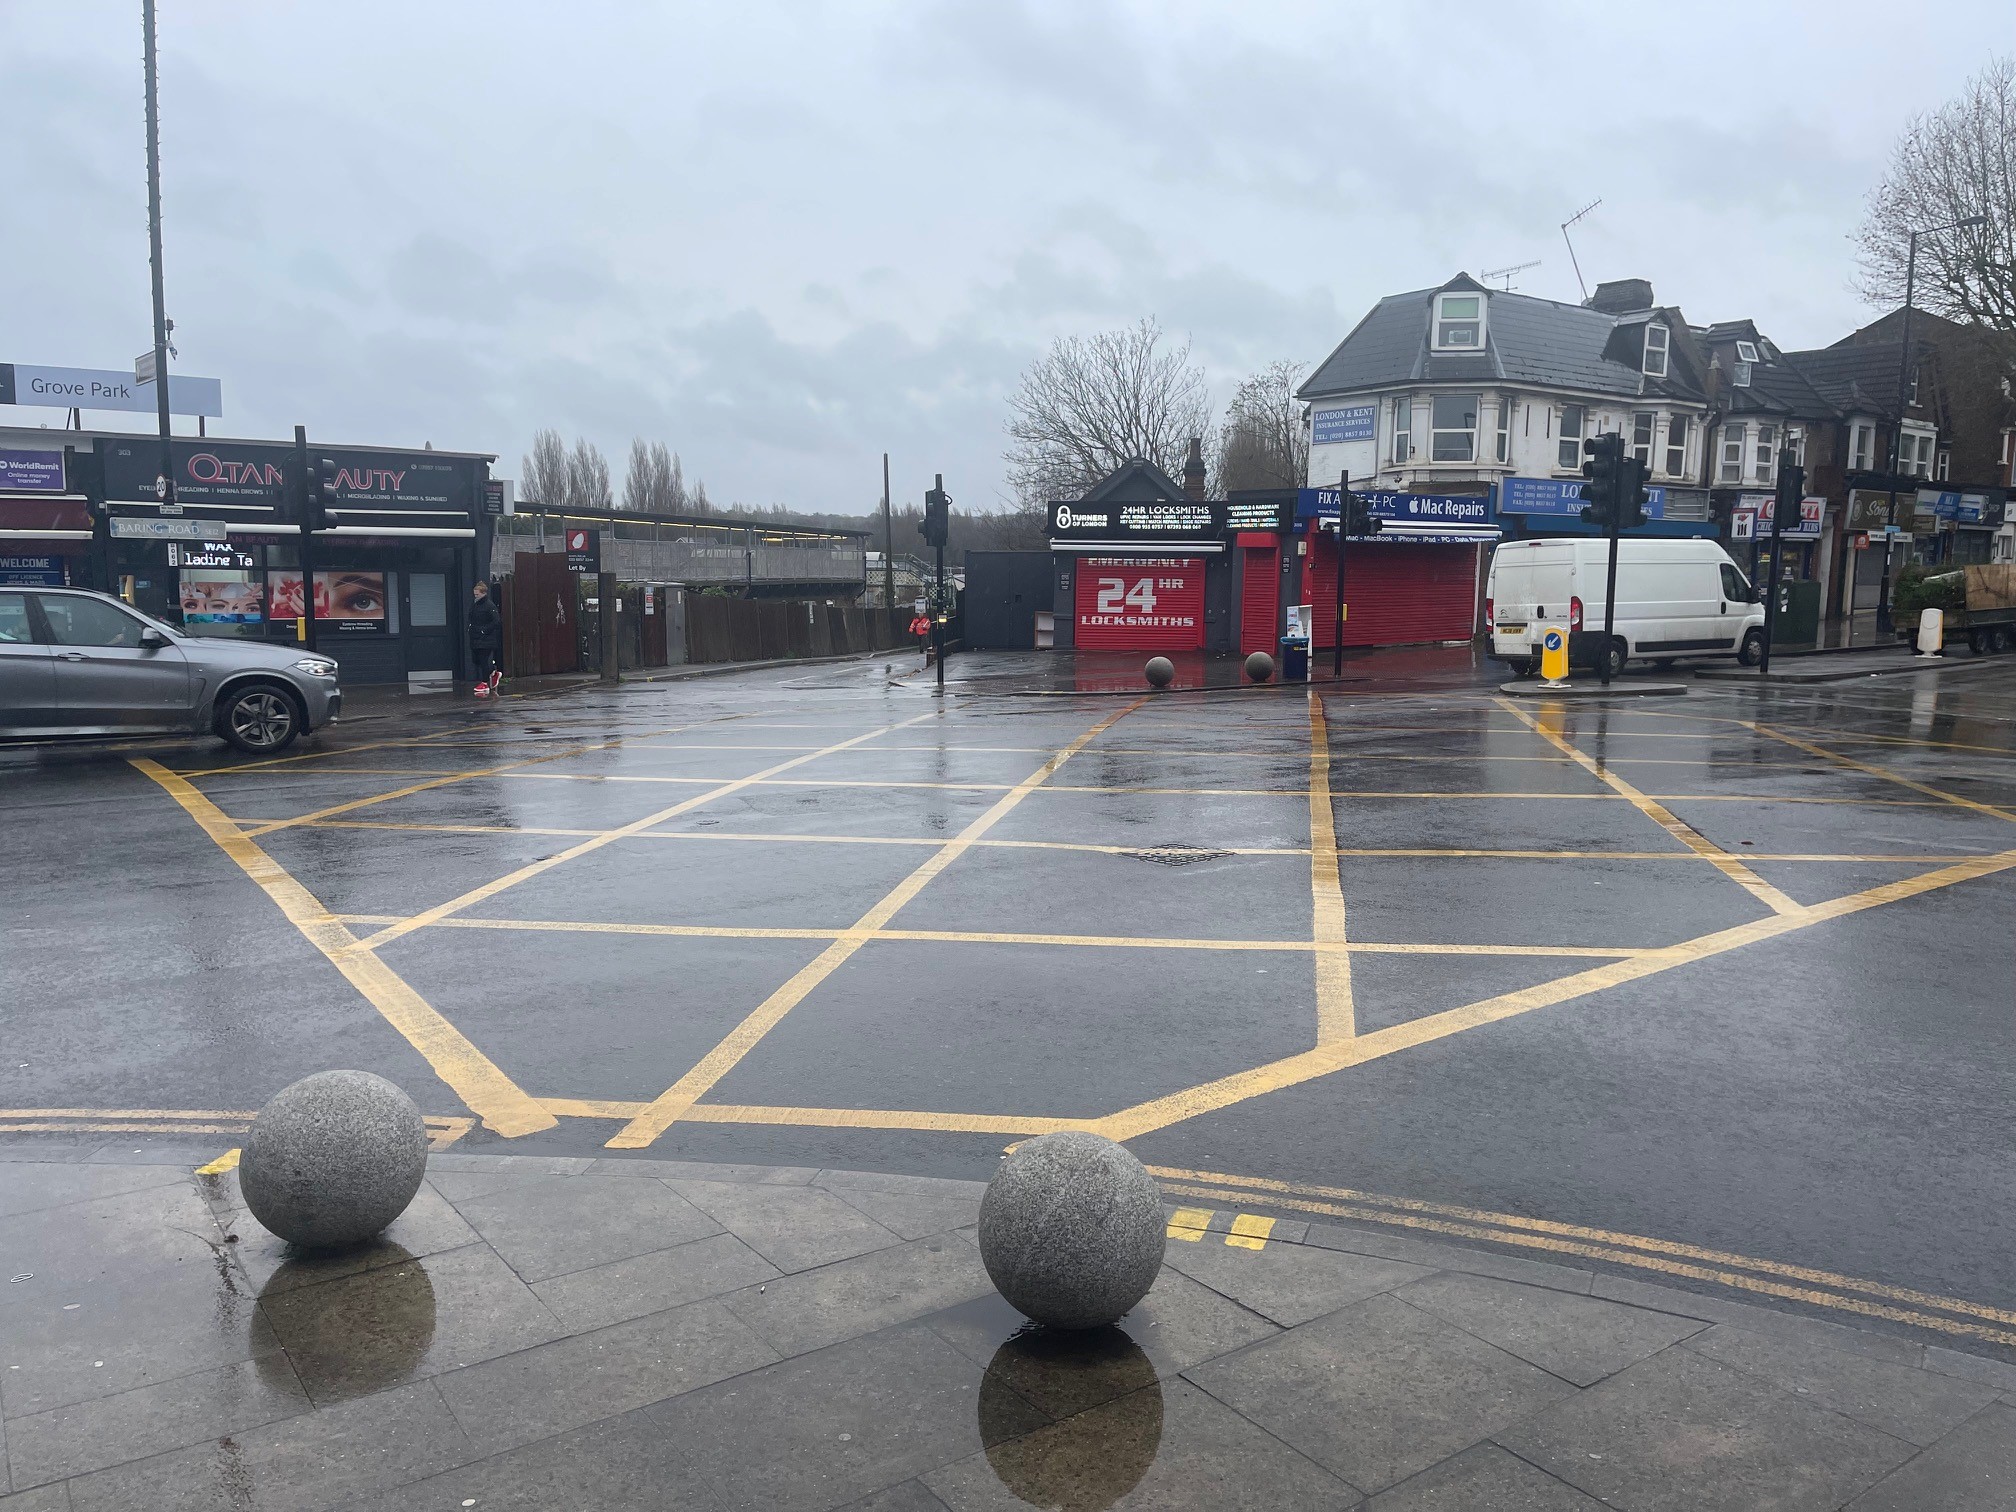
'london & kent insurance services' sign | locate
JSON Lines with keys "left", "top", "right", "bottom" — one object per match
{"left": 1048, "top": 499, "right": 1225, "bottom": 542}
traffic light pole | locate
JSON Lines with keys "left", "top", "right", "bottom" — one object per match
{"left": 1599, "top": 518, "right": 1621, "bottom": 688}
{"left": 933, "top": 537, "right": 946, "bottom": 694}
{"left": 1760, "top": 509, "right": 1784, "bottom": 677}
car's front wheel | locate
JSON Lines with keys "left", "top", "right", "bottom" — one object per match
{"left": 217, "top": 683, "right": 301, "bottom": 753}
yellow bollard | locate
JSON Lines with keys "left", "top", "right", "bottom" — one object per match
{"left": 1539, "top": 625, "right": 1569, "bottom": 685}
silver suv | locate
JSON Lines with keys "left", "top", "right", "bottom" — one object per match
{"left": 0, "top": 588, "right": 341, "bottom": 753}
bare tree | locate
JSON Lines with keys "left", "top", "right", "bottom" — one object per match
{"left": 622, "top": 439, "right": 689, "bottom": 513}
{"left": 567, "top": 438, "right": 612, "bottom": 510}
{"left": 1857, "top": 57, "right": 2016, "bottom": 347}
{"left": 667, "top": 450, "right": 689, "bottom": 512}
{"left": 1004, "top": 318, "right": 1211, "bottom": 505}
{"left": 521, "top": 428, "right": 570, "bottom": 507}
{"left": 1215, "top": 360, "right": 1310, "bottom": 492}
{"left": 692, "top": 479, "right": 712, "bottom": 513}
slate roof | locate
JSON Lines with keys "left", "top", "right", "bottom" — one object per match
{"left": 1299, "top": 277, "right": 1707, "bottom": 403}
{"left": 1782, "top": 343, "right": 1908, "bottom": 418}
{"left": 1078, "top": 457, "right": 1189, "bottom": 504}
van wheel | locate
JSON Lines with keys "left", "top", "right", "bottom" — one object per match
{"left": 218, "top": 683, "right": 301, "bottom": 754}
{"left": 1599, "top": 639, "right": 1628, "bottom": 679}
{"left": 1989, "top": 627, "right": 2012, "bottom": 655}
{"left": 1511, "top": 658, "right": 1537, "bottom": 679}
{"left": 1738, "top": 629, "right": 1766, "bottom": 667}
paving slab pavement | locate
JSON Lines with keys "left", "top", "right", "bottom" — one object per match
{"left": 3, "top": 1147, "right": 2013, "bottom": 1510}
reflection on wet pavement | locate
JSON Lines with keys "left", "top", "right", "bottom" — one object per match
{"left": 980, "top": 1326, "right": 1164, "bottom": 1511}
{"left": 254, "top": 1245, "right": 437, "bottom": 1402}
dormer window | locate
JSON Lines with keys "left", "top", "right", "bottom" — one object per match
{"left": 1643, "top": 324, "right": 1670, "bottom": 378}
{"left": 1434, "top": 293, "right": 1483, "bottom": 350}
{"left": 1734, "top": 341, "right": 1759, "bottom": 363}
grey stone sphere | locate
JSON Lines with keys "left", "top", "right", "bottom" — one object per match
{"left": 978, "top": 1131, "right": 1167, "bottom": 1329}
{"left": 1143, "top": 656, "right": 1175, "bottom": 688}
{"left": 1244, "top": 651, "right": 1275, "bottom": 684}
{"left": 239, "top": 1071, "right": 428, "bottom": 1250}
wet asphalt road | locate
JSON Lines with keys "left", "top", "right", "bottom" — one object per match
{"left": 4, "top": 650, "right": 2015, "bottom": 1328}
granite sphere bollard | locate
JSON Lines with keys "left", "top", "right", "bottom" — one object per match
{"left": 978, "top": 1131, "right": 1166, "bottom": 1329}
{"left": 1143, "top": 656, "right": 1175, "bottom": 689}
{"left": 1244, "top": 651, "right": 1275, "bottom": 684}
{"left": 239, "top": 1070, "right": 429, "bottom": 1249}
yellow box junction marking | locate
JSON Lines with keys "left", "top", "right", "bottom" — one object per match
{"left": 132, "top": 760, "right": 557, "bottom": 1138}
{"left": 1499, "top": 698, "right": 1802, "bottom": 917}
{"left": 605, "top": 700, "right": 1146, "bottom": 1149}
{"left": 1167, "top": 1207, "right": 1213, "bottom": 1241}
{"left": 1306, "top": 691, "right": 1355, "bottom": 1043}
{"left": 357, "top": 713, "right": 939, "bottom": 950}
{"left": 1746, "top": 721, "right": 2016, "bottom": 824}
{"left": 195, "top": 1148, "right": 241, "bottom": 1175}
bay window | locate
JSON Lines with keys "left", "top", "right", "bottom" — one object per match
{"left": 1753, "top": 424, "right": 1776, "bottom": 483}
{"left": 1430, "top": 393, "right": 1480, "bottom": 461}
{"left": 1850, "top": 423, "right": 1875, "bottom": 472}
{"left": 1630, "top": 411, "right": 1655, "bottom": 467}
{"left": 1391, "top": 397, "right": 1412, "bottom": 464}
{"left": 1719, "top": 423, "right": 1746, "bottom": 484}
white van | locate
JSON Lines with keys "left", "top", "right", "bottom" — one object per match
{"left": 1485, "top": 538, "right": 1766, "bottom": 677}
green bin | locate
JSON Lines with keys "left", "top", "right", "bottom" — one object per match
{"left": 1771, "top": 579, "right": 1820, "bottom": 650}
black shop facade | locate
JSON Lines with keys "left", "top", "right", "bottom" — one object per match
{"left": 0, "top": 428, "right": 497, "bottom": 685}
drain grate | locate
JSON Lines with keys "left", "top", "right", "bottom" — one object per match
{"left": 1125, "top": 844, "right": 1230, "bottom": 866}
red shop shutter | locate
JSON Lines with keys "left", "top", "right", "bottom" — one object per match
{"left": 1305, "top": 537, "right": 1478, "bottom": 648}
{"left": 1239, "top": 543, "right": 1280, "bottom": 657}
{"left": 1073, "top": 556, "right": 1206, "bottom": 650}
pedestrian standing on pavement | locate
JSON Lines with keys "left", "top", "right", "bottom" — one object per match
{"left": 469, "top": 581, "right": 503, "bottom": 697}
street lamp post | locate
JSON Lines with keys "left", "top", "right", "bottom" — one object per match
{"left": 142, "top": 0, "right": 176, "bottom": 519}
{"left": 1877, "top": 214, "right": 1986, "bottom": 635}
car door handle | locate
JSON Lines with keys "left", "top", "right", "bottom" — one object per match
{"left": 55, "top": 651, "right": 86, "bottom": 661}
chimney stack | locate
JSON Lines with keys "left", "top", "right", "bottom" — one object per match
{"left": 1182, "top": 437, "right": 1206, "bottom": 501}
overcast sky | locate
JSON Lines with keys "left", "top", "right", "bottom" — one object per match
{"left": 3, "top": 1, "right": 2011, "bottom": 511}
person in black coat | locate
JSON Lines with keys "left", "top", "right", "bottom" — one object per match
{"left": 468, "top": 581, "right": 503, "bottom": 696}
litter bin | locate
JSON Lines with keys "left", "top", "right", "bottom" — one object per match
{"left": 1771, "top": 579, "right": 1820, "bottom": 650}
{"left": 1279, "top": 636, "right": 1310, "bottom": 682}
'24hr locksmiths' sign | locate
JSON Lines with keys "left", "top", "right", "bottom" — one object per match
{"left": 101, "top": 438, "right": 478, "bottom": 513}
{"left": 1047, "top": 499, "right": 1225, "bottom": 542}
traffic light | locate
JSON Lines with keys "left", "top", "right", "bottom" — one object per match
{"left": 1618, "top": 454, "right": 1652, "bottom": 530}
{"left": 1342, "top": 490, "right": 1383, "bottom": 537}
{"left": 292, "top": 452, "right": 336, "bottom": 532}
{"left": 919, "top": 475, "right": 949, "bottom": 549}
{"left": 1773, "top": 458, "right": 1806, "bottom": 535}
{"left": 1578, "top": 433, "right": 1622, "bottom": 528}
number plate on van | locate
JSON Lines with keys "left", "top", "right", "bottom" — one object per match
{"left": 1497, "top": 621, "right": 1528, "bottom": 633}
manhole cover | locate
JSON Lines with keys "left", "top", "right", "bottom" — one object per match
{"left": 1125, "top": 845, "right": 1229, "bottom": 866}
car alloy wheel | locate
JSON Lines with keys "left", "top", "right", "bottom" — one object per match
{"left": 228, "top": 689, "right": 296, "bottom": 750}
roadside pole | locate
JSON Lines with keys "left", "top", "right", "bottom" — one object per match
{"left": 881, "top": 452, "right": 894, "bottom": 612}
{"left": 1331, "top": 469, "right": 1349, "bottom": 678}
{"left": 599, "top": 570, "right": 620, "bottom": 681}
{"left": 293, "top": 425, "right": 318, "bottom": 654}
{"left": 1599, "top": 511, "right": 1621, "bottom": 688}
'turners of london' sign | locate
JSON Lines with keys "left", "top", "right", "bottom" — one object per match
{"left": 1048, "top": 499, "right": 1225, "bottom": 541}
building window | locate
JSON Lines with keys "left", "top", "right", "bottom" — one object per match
{"left": 1850, "top": 422, "right": 1874, "bottom": 472}
{"left": 1906, "top": 432, "right": 1935, "bottom": 478}
{"left": 1909, "top": 366, "right": 1920, "bottom": 405}
{"left": 1720, "top": 423, "right": 1746, "bottom": 484}
{"left": 1391, "top": 397, "right": 1411, "bottom": 464}
{"left": 1936, "top": 449, "right": 1950, "bottom": 482}
{"left": 1434, "top": 294, "right": 1483, "bottom": 350}
{"left": 1643, "top": 324, "right": 1669, "bottom": 378}
{"left": 1785, "top": 426, "right": 1805, "bottom": 466}
{"left": 1665, "top": 415, "right": 1689, "bottom": 477}
{"left": 1430, "top": 392, "right": 1480, "bottom": 461}
{"left": 1496, "top": 395, "right": 1516, "bottom": 462}
{"left": 1557, "top": 404, "right": 1585, "bottom": 470}
{"left": 1754, "top": 423, "right": 1776, "bottom": 482}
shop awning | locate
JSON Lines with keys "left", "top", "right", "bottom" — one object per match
{"left": 1049, "top": 539, "right": 1224, "bottom": 554}
{"left": 316, "top": 525, "right": 476, "bottom": 539}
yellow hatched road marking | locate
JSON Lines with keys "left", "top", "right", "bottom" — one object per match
{"left": 131, "top": 760, "right": 557, "bottom": 1137}
{"left": 605, "top": 701, "right": 1146, "bottom": 1150}
{"left": 356, "top": 714, "right": 938, "bottom": 950}
{"left": 1501, "top": 698, "right": 1801, "bottom": 916}
{"left": 1089, "top": 847, "right": 2016, "bottom": 1142}
{"left": 329, "top": 912, "right": 1656, "bottom": 958}
{"left": 1306, "top": 691, "right": 1354, "bottom": 1042}
{"left": 1746, "top": 722, "right": 2016, "bottom": 823}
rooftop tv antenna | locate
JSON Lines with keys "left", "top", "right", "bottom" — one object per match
{"left": 1560, "top": 199, "right": 1602, "bottom": 301}
{"left": 1481, "top": 259, "right": 1540, "bottom": 291}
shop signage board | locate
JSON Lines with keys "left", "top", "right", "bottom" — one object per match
{"left": 168, "top": 542, "right": 258, "bottom": 569}
{"left": 1223, "top": 495, "right": 1293, "bottom": 533}
{"left": 0, "top": 555, "right": 66, "bottom": 586}
{"left": 1498, "top": 476, "right": 1667, "bottom": 519}
{"left": 1311, "top": 404, "right": 1377, "bottom": 445}
{"left": 101, "top": 437, "right": 477, "bottom": 512}
{"left": 0, "top": 363, "right": 222, "bottom": 417}
{"left": 565, "top": 528, "right": 602, "bottom": 573}
{"left": 110, "top": 516, "right": 231, "bottom": 540}
{"left": 1048, "top": 499, "right": 1224, "bottom": 545}
{"left": 1072, "top": 555, "right": 1206, "bottom": 651}
{"left": 0, "top": 448, "right": 66, "bottom": 492}
{"left": 1298, "top": 487, "right": 1494, "bottom": 526}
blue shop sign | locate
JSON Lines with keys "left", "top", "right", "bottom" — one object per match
{"left": 1499, "top": 476, "right": 1665, "bottom": 519}
{"left": 0, "top": 448, "right": 66, "bottom": 492}
{"left": 1311, "top": 405, "right": 1376, "bottom": 445}
{"left": 1297, "top": 487, "right": 1493, "bottom": 525}
{"left": 0, "top": 554, "right": 67, "bottom": 586}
